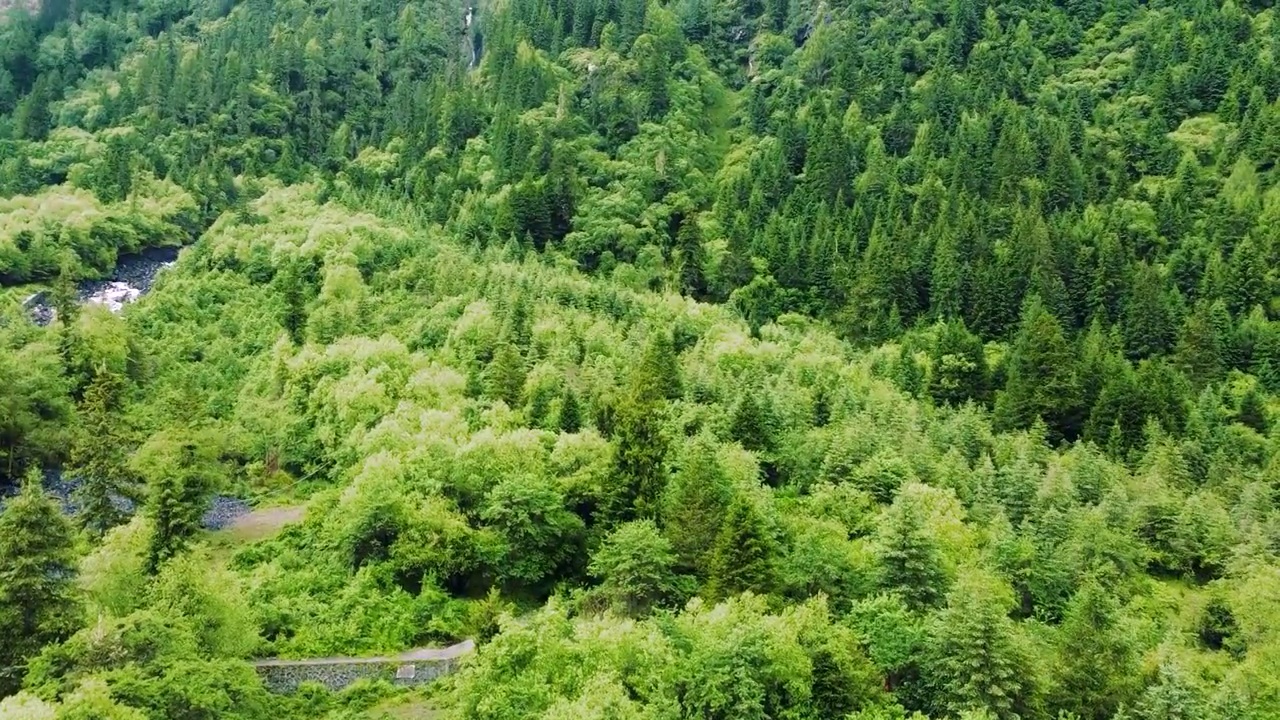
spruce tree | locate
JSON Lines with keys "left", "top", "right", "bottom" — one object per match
{"left": 925, "top": 572, "right": 1039, "bottom": 720}
{"left": 729, "top": 389, "right": 774, "bottom": 454}
{"left": 995, "top": 296, "right": 1084, "bottom": 442}
{"left": 0, "top": 470, "right": 80, "bottom": 695}
{"left": 1121, "top": 263, "right": 1176, "bottom": 360}
{"left": 928, "top": 319, "right": 989, "bottom": 406}
{"left": 1050, "top": 579, "right": 1139, "bottom": 720}
{"left": 558, "top": 385, "right": 583, "bottom": 434}
{"left": 485, "top": 341, "right": 527, "bottom": 408}
{"left": 635, "top": 330, "right": 682, "bottom": 402}
{"left": 661, "top": 434, "right": 733, "bottom": 575}
{"left": 676, "top": 216, "right": 708, "bottom": 300}
{"left": 705, "top": 496, "right": 776, "bottom": 600}
{"left": 611, "top": 388, "right": 668, "bottom": 520}
{"left": 69, "top": 370, "right": 137, "bottom": 537}
{"left": 878, "top": 492, "right": 949, "bottom": 610}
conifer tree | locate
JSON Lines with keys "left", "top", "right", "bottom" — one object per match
{"left": 140, "top": 437, "right": 222, "bottom": 573}
{"left": 1121, "top": 263, "right": 1176, "bottom": 360}
{"left": 675, "top": 216, "right": 708, "bottom": 300}
{"left": 930, "top": 227, "right": 965, "bottom": 320}
{"left": 705, "top": 496, "right": 776, "bottom": 600}
{"left": 925, "top": 572, "right": 1040, "bottom": 720}
{"left": 485, "top": 342, "right": 528, "bottom": 408}
{"left": 558, "top": 385, "right": 583, "bottom": 434}
{"left": 1175, "top": 301, "right": 1225, "bottom": 387}
{"left": 729, "top": 389, "right": 774, "bottom": 454}
{"left": 995, "top": 296, "right": 1084, "bottom": 442}
{"left": 634, "top": 330, "right": 682, "bottom": 402}
{"left": 661, "top": 434, "right": 733, "bottom": 575}
{"left": 69, "top": 369, "right": 137, "bottom": 537}
{"left": 1051, "top": 579, "right": 1140, "bottom": 720}
{"left": 928, "top": 319, "right": 989, "bottom": 406}
{"left": 0, "top": 470, "right": 80, "bottom": 696}
{"left": 878, "top": 491, "right": 949, "bottom": 610}
{"left": 611, "top": 387, "right": 668, "bottom": 520}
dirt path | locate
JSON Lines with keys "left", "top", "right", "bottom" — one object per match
{"left": 215, "top": 504, "right": 306, "bottom": 544}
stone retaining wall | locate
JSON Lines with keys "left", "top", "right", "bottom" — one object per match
{"left": 251, "top": 640, "right": 474, "bottom": 694}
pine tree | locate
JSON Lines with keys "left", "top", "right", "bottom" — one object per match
{"left": 0, "top": 470, "right": 80, "bottom": 696}
{"left": 995, "top": 296, "right": 1084, "bottom": 443}
{"left": 1051, "top": 579, "right": 1140, "bottom": 720}
{"left": 611, "top": 388, "right": 668, "bottom": 520}
{"left": 1121, "top": 262, "right": 1176, "bottom": 360}
{"left": 878, "top": 492, "right": 949, "bottom": 610}
{"left": 142, "top": 439, "right": 219, "bottom": 573}
{"left": 1236, "top": 386, "right": 1269, "bottom": 434}
{"left": 930, "top": 226, "right": 965, "bottom": 320}
{"left": 146, "top": 468, "right": 201, "bottom": 573}
{"left": 485, "top": 341, "right": 527, "bottom": 408}
{"left": 925, "top": 572, "right": 1040, "bottom": 720}
{"left": 661, "top": 434, "right": 733, "bottom": 575}
{"left": 729, "top": 389, "right": 775, "bottom": 454}
{"left": 928, "top": 319, "right": 989, "bottom": 406}
{"left": 558, "top": 385, "right": 583, "bottom": 434}
{"left": 1084, "top": 364, "right": 1145, "bottom": 454}
{"left": 50, "top": 258, "right": 80, "bottom": 329}
{"left": 1175, "top": 301, "right": 1225, "bottom": 387}
{"left": 895, "top": 345, "right": 924, "bottom": 397}
{"left": 705, "top": 496, "right": 776, "bottom": 600}
{"left": 676, "top": 215, "right": 708, "bottom": 300}
{"left": 634, "top": 330, "right": 682, "bottom": 402}
{"left": 69, "top": 370, "right": 137, "bottom": 537}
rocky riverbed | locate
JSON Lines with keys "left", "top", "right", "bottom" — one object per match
{"left": 26, "top": 246, "right": 180, "bottom": 325}
{"left": 0, "top": 468, "right": 253, "bottom": 530}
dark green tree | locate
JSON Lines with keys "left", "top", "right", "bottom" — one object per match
{"left": 1050, "top": 579, "right": 1140, "bottom": 720}
{"left": 676, "top": 215, "right": 708, "bottom": 300}
{"left": 558, "top": 385, "right": 583, "bottom": 434}
{"left": 878, "top": 492, "right": 949, "bottom": 610}
{"left": 661, "top": 434, "right": 733, "bottom": 575}
{"left": 928, "top": 319, "right": 989, "bottom": 406}
{"left": 705, "top": 496, "right": 776, "bottom": 600}
{"left": 995, "top": 296, "right": 1084, "bottom": 442}
{"left": 924, "top": 572, "right": 1041, "bottom": 720}
{"left": 68, "top": 369, "right": 137, "bottom": 536}
{"left": 729, "top": 389, "right": 775, "bottom": 454}
{"left": 635, "top": 330, "right": 682, "bottom": 402}
{"left": 1121, "top": 263, "right": 1176, "bottom": 360}
{"left": 611, "top": 388, "right": 668, "bottom": 520}
{"left": 0, "top": 470, "right": 80, "bottom": 696}
{"left": 485, "top": 341, "right": 527, "bottom": 408}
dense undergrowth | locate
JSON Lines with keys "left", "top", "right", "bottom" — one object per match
{"left": 2, "top": 0, "right": 1280, "bottom": 717}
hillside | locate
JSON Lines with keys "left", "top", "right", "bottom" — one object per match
{"left": 2, "top": 0, "right": 1280, "bottom": 718}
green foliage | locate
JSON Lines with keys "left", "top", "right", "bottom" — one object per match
{"left": 588, "top": 519, "right": 682, "bottom": 616}
{"left": 705, "top": 496, "right": 777, "bottom": 600}
{"left": 923, "top": 571, "right": 1041, "bottom": 720}
{"left": 877, "top": 490, "right": 950, "bottom": 610}
{"left": 0, "top": 470, "right": 80, "bottom": 696}
{"left": 3, "top": 0, "right": 1280, "bottom": 713}
{"left": 661, "top": 434, "right": 733, "bottom": 575}
{"left": 995, "top": 297, "right": 1084, "bottom": 443}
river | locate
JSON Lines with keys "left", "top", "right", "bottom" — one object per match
{"left": 25, "top": 245, "right": 180, "bottom": 325}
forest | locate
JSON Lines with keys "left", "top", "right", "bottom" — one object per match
{"left": 1, "top": 0, "right": 1279, "bottom": 717}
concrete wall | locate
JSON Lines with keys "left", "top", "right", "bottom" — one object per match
{"left": 251, "top": 640, "right": 474, "bottom": 694}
